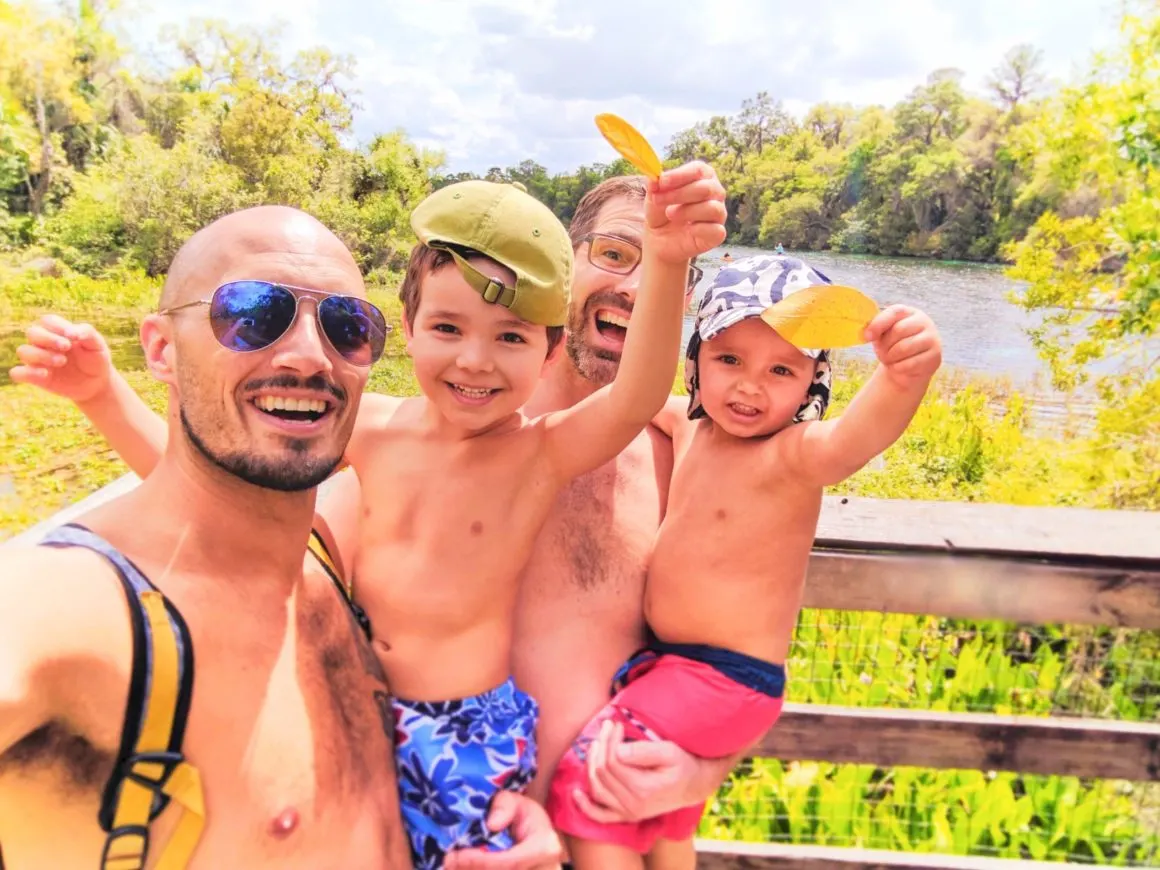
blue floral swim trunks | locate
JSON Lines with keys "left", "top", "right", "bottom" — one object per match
{"left": 392, "top": 677, "right": 539, "bottom": 868}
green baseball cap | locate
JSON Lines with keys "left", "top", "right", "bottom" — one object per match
{"left": 411, "top": 180, "right": 573, "bottom": 327}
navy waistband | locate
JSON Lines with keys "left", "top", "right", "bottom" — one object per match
{"left": 648, "top": 635, "right": 786, "bottom": 699}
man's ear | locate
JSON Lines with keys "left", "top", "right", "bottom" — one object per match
{"left": 141, "top": 314, "right": 177, "bottom": 386}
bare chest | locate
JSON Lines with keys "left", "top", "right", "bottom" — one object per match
{"left": 358, "top": 432, "right": 552, "bottom": 550}
{"left": 0, "top": 579, "right": 398, "bottom": 867}
{"left": 186, "top": 584, "right": 395, "bottom": 811}
{"left": 662, "top": 426, "right": 822, "bottom": 562}
{"left": 519, "top": 428, "right": 671, "bottom": 606}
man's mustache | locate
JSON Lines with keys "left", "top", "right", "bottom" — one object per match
{"left": 242, "top": 374, "right": 347, "bottom": 403}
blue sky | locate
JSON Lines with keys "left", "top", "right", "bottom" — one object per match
{"left": 118, "top": 0, "right": 1123, "bottom": 174}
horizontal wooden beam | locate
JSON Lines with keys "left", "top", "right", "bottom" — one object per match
{"left": 803, "top": 549, "right": 1160, "bottom": 629}
{"left": 752, "top": 704, "right": 1160, "bottom": 782}
{"left": 816, "top": 495, "right": 1160, "bottom": 563}
{"left": 695, "top": 840, "right": 1125, "bottom": 870}
{"left": 10, "top": 481, "right": 1160, "bottom": 631}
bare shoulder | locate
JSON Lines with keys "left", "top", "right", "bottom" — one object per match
{"left": 355, "top": 392, "right": 407, "bottom": 429}
{"left": 348, "top": 393, "right": 409, "bottom": 460}
{"left": 762, "top": 421, "right": 827, "bottom": 487}
{"left": 0, "top": 545, "right": 130, "bottom": 655}
{"left": 0, "top": 545, "right": 132, "bottom": 749}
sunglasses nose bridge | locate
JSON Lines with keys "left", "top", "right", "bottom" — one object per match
{"left": 270, "top": 297, "right": 335, "bottom": 371}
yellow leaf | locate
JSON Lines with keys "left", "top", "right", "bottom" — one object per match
{"left": 594, "top": 113, "right": 662, "bottom": 180}
{"left": 760, "top": 285, "right": 879, "bottom": 349}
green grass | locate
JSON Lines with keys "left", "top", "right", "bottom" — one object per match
{"left": 1, "top": 273, "right": 1157, "bottom": 865}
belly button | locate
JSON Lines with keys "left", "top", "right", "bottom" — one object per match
{"left": 269, "top": 807, "right": 300, "bottom": 839}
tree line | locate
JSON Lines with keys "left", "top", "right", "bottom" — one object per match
{"left": 1, "top": 0, "right": 1156, "bottom": 413}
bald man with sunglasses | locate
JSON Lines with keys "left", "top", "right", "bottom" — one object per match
{"left": 1, "top": 206, "right": 560, "bottom": 870}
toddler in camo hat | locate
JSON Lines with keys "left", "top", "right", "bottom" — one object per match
{"left": 685, "top": 254, "right": 834, "bottom": 423}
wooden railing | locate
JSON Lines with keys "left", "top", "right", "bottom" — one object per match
{"left": 695, "top": 495, "right": 1160, "bottom": 869}
{"left": 5, "top": 480, "right": 1160, "bottom": 868}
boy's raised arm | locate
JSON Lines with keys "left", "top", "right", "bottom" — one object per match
{"left": 541, "top": 162, "right": 726, "bottom": 483}
{"left": 10, "top": 316, "right": 168, "bottom": 478}
{"left": 789, "top": 305, "right": 942, "bottom": 487}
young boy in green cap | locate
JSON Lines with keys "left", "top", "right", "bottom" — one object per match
{"left": 12, "top": 164, "right": 728, "bottom": 865}
{"left": 348, "top": 169, "right": 724, "bottom": 864}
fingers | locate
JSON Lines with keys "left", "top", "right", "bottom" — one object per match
{"left": 24, "top": 317, "right": 107, "bottom": 356}
{"left": 863, "top": 305, "right": 911, "bottom": 342}
{"left": 652, "top": 176, "right": 726, "bottom": 207}
{"left": 589, "top": 722, "right": 643, "bottom": 818}
{"left": 445, "top": 798, "right": 563, "bottom": 870}
{"left": 611, "top": 737, "right": 679, "bottom": 769}
{"left": 485, "top": 791, "right": 520, "bottom": 833}
{"left": 468, "top": 836, "right": 562, "bottom": 870}
{"left": 72, "top": 323, "right": 108, "bottom": 352}
{"left": 16, "top": 343, "right": 67, "bottom": 369}
{"left": 25, "top": 322, "right": 73, "bottom": 354}
{"left": 662, "top": 200, "right": 728, "bottom": 228}
{"left": 889, "top": 352, "right": 941, "bottom": 380}
{"left": 655, "top": 160, "right": 717, "bottom": 191}
{"left": 879, "top": 331, "right": 936, "bottom": 367}
{"left": 33, "top": 313, "right": 80, "bottom": 338}
{"left": 571, "top": 784, "right": 625, "bottom": 824}
{"left": 7, "top": 365, "right": 52, "bottom": 387}
{"left": 648, "top": 161, "right": 725, "bottom": 230}
{"left": 584, "top": 720, "right": 623, "bottom": 812}
{"left": 868, "top": 307, "right": 941, "bottom": 377}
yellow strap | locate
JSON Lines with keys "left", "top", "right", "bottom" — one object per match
{"left": 102, "top": 590, "right": 205, "bottom": 870}
{"left": 308, "top": 529, "right": 351, "bottom": 599}
{"left": 153, "top": 762, "right": 205, "bottom": 870}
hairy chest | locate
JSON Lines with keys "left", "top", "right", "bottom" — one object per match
{"left": 524, "top": 428, "right": 671, "bottom": 598}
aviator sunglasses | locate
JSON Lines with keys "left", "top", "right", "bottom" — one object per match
{"left": 159, "top": 280, "right": 389, "bottom": 366}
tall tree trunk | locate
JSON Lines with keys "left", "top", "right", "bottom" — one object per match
{"left": 29, "top": 75, "right": 53, "bottom": 217}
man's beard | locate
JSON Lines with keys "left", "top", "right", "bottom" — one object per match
{"left": 564, "top": 294, "right": 627, "bottom": 388}
{"left": 181, "top": 407, "right": 341, "bottom": 492}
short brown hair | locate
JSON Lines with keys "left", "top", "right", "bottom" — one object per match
{"left": 398, "top": 242, "right": 564, "bottom": 354}
{"left": 568, "top": 175, "right": 648, "bottom": 247}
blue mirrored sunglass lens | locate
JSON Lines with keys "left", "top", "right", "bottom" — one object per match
{"left": 209, "top": 282, "right": 296, "bottom": 351}
{"left": 319, "top": 296, "right": 387, "bottom": 365}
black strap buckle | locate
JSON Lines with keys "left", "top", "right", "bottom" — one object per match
{"left": 122, "top": 749, "right": 184, "bottom": 792}
{"left": 100, "top": 824, "right": 150, "bottom": 870}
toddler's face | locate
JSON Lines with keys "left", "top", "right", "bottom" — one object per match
{"left": 696, "top": 318, "right": 816, "bottom": 438}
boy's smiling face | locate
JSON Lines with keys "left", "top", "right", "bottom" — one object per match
{"left": 404, "top": 255, "right": 555, "bottom": 431}
{"left": 696, "top": 318, "right": 817, "bottom": 438}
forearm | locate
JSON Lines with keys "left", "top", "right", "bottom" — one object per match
{"left": 76, "top": 372, "right": 168, "bottom": 478}
{"left": 608, "top": 253, "right": 688, "bottom": 423}
{"left": 814, "top": 366, "right": 930, "bottom": 482}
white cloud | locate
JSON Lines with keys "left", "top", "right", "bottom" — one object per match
{"left": 121, "top": 0, "right": 1121, "bottom": 173}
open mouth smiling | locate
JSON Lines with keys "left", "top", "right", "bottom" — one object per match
{"left": 594, "top": 308, "right": 630, "bottom": 342}
{"left": 250, "top": 394, "right": 335, "bottom": 424}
